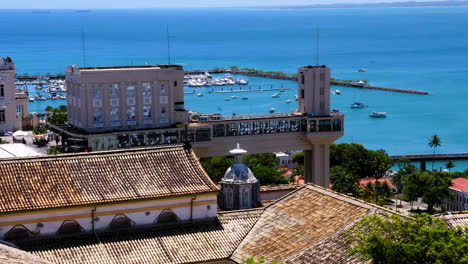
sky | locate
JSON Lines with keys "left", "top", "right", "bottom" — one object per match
{"left": 0, "top": 0, "right": 448, "bottom": 9}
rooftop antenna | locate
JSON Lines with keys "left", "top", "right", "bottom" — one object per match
{"left": 81, "top": 29, "right": 87, "bottom": 67}
{"left": 315, "top": 27, "right": 320, "bottom": 66}
{"left": 166, "top": 25, "right": 171, "bottom": 65}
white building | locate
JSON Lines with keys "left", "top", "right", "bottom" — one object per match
{"left": 445, "top": 177, "right": 468, "bottom": 212}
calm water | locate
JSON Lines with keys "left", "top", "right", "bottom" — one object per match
{"left": 2, "top": 8, "right": 468, "bottom": 157}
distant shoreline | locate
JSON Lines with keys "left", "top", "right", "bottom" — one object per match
{"left": 249, "top": 1, "right": 468, "bottom": 10}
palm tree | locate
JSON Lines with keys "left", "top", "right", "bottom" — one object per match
{"left": 428, "top": 135, "right": 442, "bottom": 170}
{"left": 445, "top": 160, "right": 455, "bottom": 173}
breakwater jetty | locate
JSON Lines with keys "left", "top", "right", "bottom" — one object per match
{"left": 186, "top": 70, "right": 429, "bottom": 95}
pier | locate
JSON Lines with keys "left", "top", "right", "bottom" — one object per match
{"left": 185, "top": 70, "right": 430, "bottom": 95}
{"left": 390, "top": 152, "right": 468, "bottom": 171}
{"left": 390, "top": 152, "right": 468, "bottom": 161}
{"left": 215, "top": 88, "right": 291, "bottom": 93}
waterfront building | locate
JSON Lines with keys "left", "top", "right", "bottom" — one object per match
{"left": 66, "top": 64, "right": 188, "bottom": 133}
{"left": 218, "top": 143, "right": 261, "bottom": 210}
{"left": 56, "top": 64, "right": 343, "bottom": 187}
{"left": 0, "top": 57, "right": 30, "bottom": 134}
{"left": 444, "top": 177, "right": 468, "bottom": 212}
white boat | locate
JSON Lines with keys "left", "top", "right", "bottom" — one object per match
{"left": 35, "top": 94, "right": 47, "bottom": 101}
{"left": 294, "top": 95, "right": 298, "bottom": 101}
{"left": 286, "top": 99, "right": 291, "bottom": 103}
{"left": 236, "top": 79, "right": 248, "bottom": 85}
{"left": 269, "top": 108, "right": 275, "bottom": 113}
{"left": 197, "top": 93, "right": 204, "bottom": 97}
{"left": 350, "top": 102, "right": 366, "bottom": 108}
{"left": 370, "top": 112, "right": 387, "bottom": 118}
{"left": 358, "top": 80, "right": 366, "bottom": 87}
{"left": 358, "top": 68, "right": 367, "bottom": 72}
{"left": 334, "top": 90, "right": 341, "bottom": 95}
{"left": 272, "top": 93, "right": 281, "bottom": 98}
{"left": 231, "top": 95, "right": 239, "bottom": 99}
{"left": 28, "top": 96, "right": 35, "bottom": 102}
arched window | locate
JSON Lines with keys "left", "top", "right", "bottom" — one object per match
{"left": 108, "top": 214, "right": 134, "bottom": 230}
{"left": 156, "top": 209, "right": 179, "bottom": 224}
{"left": 57, "top": 220, "right": 84, "bottom": 235}
{"left": 4, "top": 225, "right": 32, "bottom": 241}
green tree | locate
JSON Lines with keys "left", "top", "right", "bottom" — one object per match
{"left": 199, "top": 156, "right": 233, "bottom": 182}
{"left": 445, "top": 160, "right": 455, "bottom": 172}
{"left": 229, "top": 65, "right": 240, "bottom": 71}
{"left": 244, "top": 153, "right": 278, "bottom": 169}
{"left": 402, "top": 171, "right": 453, "bottom": 214}
{"left": 291, "top": 152, "right": 304, "bottom": 166}
{"left": 428, "top": 135, "right": 442, "bottom": 170}
{"left": 242, "top": 256, "right": 284, "bottom": 264}
{"left": 330, "top": 143, "right": 392, "bottom": 178}
{"left": 349, "top": 214, "right": 468, "bottom": 264}
{"left": 252, "top": 166, "right": 288, "bottom": 185}
{"left": 330, "top": 166, "right": 360, "bottom": 196}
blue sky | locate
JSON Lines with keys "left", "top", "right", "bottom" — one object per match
{"left": 0, "top": 0, "right": 446, "bottom": 9}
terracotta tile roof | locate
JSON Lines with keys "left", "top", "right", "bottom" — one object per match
{"left": 18, "top": 209, "right": 263, "bottom": 264}
{"left": 285, "top": 221, "right": 371, "bottom": 264}
{"left": 231, "top": 184, "right": 396, "bottom": 263}
{"left": 0, "top": 243, "right": 52, "bottom": 264}
{"left": 0, "top": 146, "right": 218, "bottom": 214}
{"left": 438, "top": 212, "right": 468, "bottom": 228}
{"left": 450, "top": 177, "right": 468, "bottom": 192}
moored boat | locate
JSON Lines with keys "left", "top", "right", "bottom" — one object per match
{"left": 370, "top": 112, "right": 387, "bottom": 118}
{"left": 350, "top": 102, "right": 366, "bottom": 108}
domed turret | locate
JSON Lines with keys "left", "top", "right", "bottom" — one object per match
{"left": 222, "top": 143, "right": 257, "bottom": 183}
{"left": 219, "top": 143, "right": 261, "bottom": 210}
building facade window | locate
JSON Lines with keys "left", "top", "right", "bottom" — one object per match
{"left": 57, "top": 220, "right": 83, "bottom": 235}
{"left": 127, "top": 85, "right": 136, "bottom": 98}
{"left": 127, "top": 106, "right": 136, "bottom": 125}
{"left": 156, "top": 209, "right": 179, "bottom": 224}
{"left": 161, "top": 84, "right": 166, "bottom": 94}
{"left": 110, "top": 107, "right": 120, "bottom": 122}
{"left": 242, "top": 187, "right": 250, "bottom": 209}
{"left": 0, "top": 110, "right": 5, "bottom": 123}
{"left": 226, "top": 188, "right": 233, "bottom": 209}
{"left": 92, "top": 85, "right": 102, "bottom": 99}
{"left": 143, "top": 82, "right": 151, "bottom": 97}
{"left": 0, "top": 84, "right": 4, "bottom": 97}
{"left": 143, "top": 106, "right": 152, "bottom": 123}
{"left": 109, "top": 84, "right": 119, "bottom": 98}
{"left": 108, "top": 214, "right": 134, "bottom": 230}
{"left": 4, "top": 225, "right": 32, "bottom": 241}
{"left": 93, "top": 107, "right": 103, "bottom": 123}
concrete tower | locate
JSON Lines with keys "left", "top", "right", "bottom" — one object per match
{"left": 219, "top": 143, "right": 261, "bottom": 210}
{"left": 0, "top": 57, "right": 17, "bottom": 134}
{"left": 298, "top": 65, "right": 330, "bottom": 116}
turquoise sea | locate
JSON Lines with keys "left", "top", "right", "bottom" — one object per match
{"left": 2, "top": 7, "right": 468, "bottom": 161}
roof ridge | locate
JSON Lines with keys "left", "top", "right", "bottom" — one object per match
{"left": 304, "top": 184, "right": 408, "bottom": 217}
{"left": 0, "top": 145, "right": 185, "bottom": 163}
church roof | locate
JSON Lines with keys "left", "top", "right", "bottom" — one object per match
{"left": 20, "top": 184, "right": 399, "bottom": 264}
{"left": 0, "top": 243, "right": 52, "bottom": 264}
{"left": 0, "top": 146, "right": 218, "bottom": 214}
{"left": 231, "top": 185, "right": 396, "bottom": 264}
{"left": 17, "top": 209, "right": 263, "bottom": 264}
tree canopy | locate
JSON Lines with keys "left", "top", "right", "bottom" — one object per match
{"left": 200, "top": 153, "right": 287, "bottom": 185}
{"left": 349, "top": 214, "right": 468, "bottom": 264}
{"left": 330, "top": 143, "right": 392, "bottom": 179}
